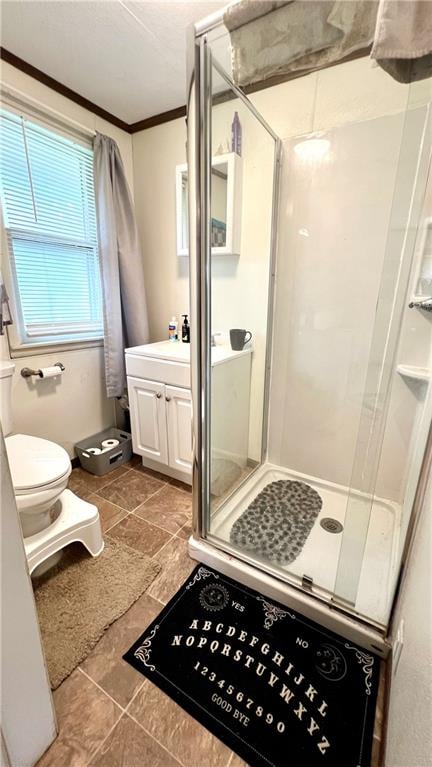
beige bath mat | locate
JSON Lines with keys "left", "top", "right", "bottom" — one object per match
{"left": 33, "top": 538, "right": 161, "bottom": 689}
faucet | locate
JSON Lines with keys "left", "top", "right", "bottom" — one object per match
{"left": 211, "top": 332, "right": 222, "bottom": 347}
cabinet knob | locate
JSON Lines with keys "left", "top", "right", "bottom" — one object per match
{"left": 166, "top": 396, "right": 171, "bottom": 402}
{"left": 156, "top": 392, "right": 162, "bottom": 399}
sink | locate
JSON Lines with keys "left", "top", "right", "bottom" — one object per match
{"left": 125, "top": 340, "right": 252, "bottom": 366}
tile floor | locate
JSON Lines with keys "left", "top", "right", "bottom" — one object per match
{"left": 36, "top": 457, "right": 385, "bottom": 767}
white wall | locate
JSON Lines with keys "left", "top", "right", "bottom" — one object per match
{"left": 385, "top": 458, "right": 432, "bottom": 767}
{"left": 268, "top": 111, "right": 408, "bottom": 489}
{"left": 0, "top": 62, "right": 135, "bottom": 456}
{"left": 132, "top": 117, "right": 189, "bottom": 341}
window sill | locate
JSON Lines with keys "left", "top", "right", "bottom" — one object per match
{"left": 9, "top": 337, "right": 104, "bottom": 359}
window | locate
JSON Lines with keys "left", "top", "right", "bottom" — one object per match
{"left": 0, "top": 108, "right": 103, "bottom": 349}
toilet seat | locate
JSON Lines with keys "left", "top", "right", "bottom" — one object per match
{"left": 5, "top": 433, "right": 71, "bottom": 493}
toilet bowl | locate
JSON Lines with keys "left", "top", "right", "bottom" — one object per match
{"left": 1, "top": 360, "right": 104, "bottom": 573}
{"left": 5, "top": 434, "right": 72, "bottom": 537}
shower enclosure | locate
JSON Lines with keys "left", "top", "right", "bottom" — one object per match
{"left": 187, "top": 14, "right": 432, "bottom": 654}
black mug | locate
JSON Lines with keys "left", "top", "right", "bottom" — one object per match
{"left": 230, "top": 328, "right": 252, "bottom": 351}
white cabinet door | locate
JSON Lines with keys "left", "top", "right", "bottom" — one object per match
{"left": 165, "top": 385, "right": 193, "bottom": 475}
{"left": 127, "top": 376, "right": 168, "bottom": 464}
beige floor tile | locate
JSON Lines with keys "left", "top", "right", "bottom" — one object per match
{"left": 97, "top": 469, "right": 165, "bottom": 511}
{"left": 177, "top": 520, "right": 192, "bottom": 540}
{"left": 129, "top": 679, "right": 231, "bottom": 767}
{"left": 89, "top": 713, "right": 181, "bottom": 767}
{"left": 86, "top": 494, "right": 127, "bottom": 532}
{"left": 148, "top": 536, "right": 196, "bottom": 604}
{"left": 134, "top": 463, "right": 192, "bottom": 494}
{"left": 81, "top": 593, "right": 162, "bottom": 708}
{"left": 134, "top": 484, "right": 192, "bottom": 535}
{"left": 108, "top": 514, "right": 171, "bottom": 557}
{"left": 68, "top": 466, "right": 130, "bottom": 500}
{"left": 168, "top": 479, "right": 192, "bottom": 493}
{"left": 37, "top": 669, "right": 121, "bottom": 767}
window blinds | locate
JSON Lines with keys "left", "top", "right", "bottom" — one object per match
{"left": 0, "top": 108, "right": 103, "bottom": 344}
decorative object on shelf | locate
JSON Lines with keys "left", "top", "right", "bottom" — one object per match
{"left": 231, "top": 111, "right": 242, "bottom": 156}
{"left": 211, "top": 218, "right": 227, "bottom": 247}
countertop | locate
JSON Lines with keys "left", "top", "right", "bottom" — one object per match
{"left": 125, "top": 340, "right": 252, "bottom": 366}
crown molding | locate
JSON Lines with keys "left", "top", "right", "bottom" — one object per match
{"left": 0, "top": 47, "right": 132, "bottom": 132}
{"left": 1, "top": 46, "right": 371, "bottom": 136}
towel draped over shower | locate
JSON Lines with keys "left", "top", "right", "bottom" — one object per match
{"left": 224, "top": 0, "right": 379, "bottom": 86}
{"left": 224, "top": 0, "right": 432, "bottom": 86}
{"left": 371, "top": 0, "right": 432, "bottom": 83}
{"left": 93, "top": 133, "right": 149, "bottom": 399}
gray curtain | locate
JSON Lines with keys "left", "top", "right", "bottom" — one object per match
{"left": 93, "top": 133, "right": 149, "bottom": 398}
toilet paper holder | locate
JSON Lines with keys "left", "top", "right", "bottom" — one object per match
{"left": 21, "top": 362, "right": 65, "bottom": 378}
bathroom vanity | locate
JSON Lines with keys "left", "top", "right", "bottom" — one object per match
{"left": 125, "top": 340, "right": 252, "bottom": 484}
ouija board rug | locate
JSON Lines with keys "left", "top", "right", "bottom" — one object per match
{"left": 124, "top": 565, "right": 380, "bottom": 767}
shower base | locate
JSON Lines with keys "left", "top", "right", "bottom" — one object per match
{"left": 208, "top": 463, "right": 401, "bottom": 629}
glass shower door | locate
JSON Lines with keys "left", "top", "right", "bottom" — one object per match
{"left": 209, "top": 62, "right": 278, "bottom": 508}
{"left": 199, "top": 46, "right": 280, "bottom": 541}
{"left": 190, "top": 29, "right": 431, "bottom": 632}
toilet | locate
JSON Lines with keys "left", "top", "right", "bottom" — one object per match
{"left": 6, "top": 433, "right": 72, "bottom": 537}
{"left": 0, "top": 360, "right": 104, "bottom": 574}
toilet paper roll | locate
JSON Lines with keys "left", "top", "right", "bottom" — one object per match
{"left": 101, "top": 439, "right": 120, "bottom": 450}
{"left": 86, "top": 447, "right": 102, "bottom": 455}
{"left": 39, "top": 366, "right": 63, "bottom": 378}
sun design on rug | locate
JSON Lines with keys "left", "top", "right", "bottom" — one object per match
{"left": 199, "top": 583, "right": 230, "bottom": 611}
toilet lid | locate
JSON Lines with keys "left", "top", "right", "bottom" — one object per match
{"left": 5, "top": 434, "right": 70, "bottom": 491}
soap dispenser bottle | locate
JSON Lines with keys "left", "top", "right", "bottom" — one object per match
{"left": 181, "top": 314, "right": 190, "bottom": 343}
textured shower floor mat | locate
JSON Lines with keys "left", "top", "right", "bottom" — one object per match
{"left": 124, "top": 564, "right": 380, "bottom": 767}
{"left": 230, "top": 479, "right": 323, "bottom": 566}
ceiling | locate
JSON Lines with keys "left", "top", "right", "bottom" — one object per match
{"left": 1, "top": 0, "right": 226, "bottom": 125}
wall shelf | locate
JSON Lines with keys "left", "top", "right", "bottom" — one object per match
{"left": 396, "top": 364, "right": 431, "bottom": 383}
